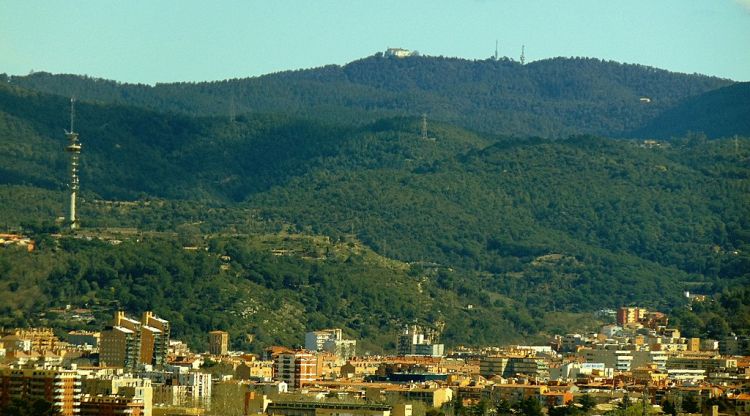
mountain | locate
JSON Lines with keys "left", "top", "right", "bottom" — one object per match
{"left": 0, "top": 65, "right": 748, "bottom": 350}
{"left": 4, "top": 55, "right": 733, "bottom": 138}
{"left": 0, "top": 82, "right": 355, "bottom": 201}
{"left": 629, "top": 82, "right": 750, "bottom": 139}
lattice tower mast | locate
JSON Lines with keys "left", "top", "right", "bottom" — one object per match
{"left": 64, "top": 98, "right": 81, "bottom": 230}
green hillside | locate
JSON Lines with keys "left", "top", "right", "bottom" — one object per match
{"left": 630, "top": 82, "right": 750, "bottom": 139}
{"left": 0, "top": 74, "right": 748, "bottom": 351}
{"left": 4, "top": 55, "right": 732, "bottom": 138}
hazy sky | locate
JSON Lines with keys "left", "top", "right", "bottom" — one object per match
{"left": 2, "top": 0, "right": 749, "bottom": 84}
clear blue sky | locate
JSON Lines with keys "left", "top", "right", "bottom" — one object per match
{"left": 2, "top": 0, "right": 749, "bottom": 84}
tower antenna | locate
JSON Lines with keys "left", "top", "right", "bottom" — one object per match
{"left": 229, "top": 94, "right": 236, "bottom": 124}
{"left": 229, "top": 93, "right": 239, "bottom": 137}
{"left": 64, "top": 97, "right": 82, "bottom": 230}
{"left": 494, "top": 40, "right": 499, "bottom": 61}
{"left": 69, "top": 97, "right": 75, "bottom": 133}
{"left": 520, "top": 45, "right": 526, "bottom": 65}
{"left": 421, "top": 113, "right": 428, "bottom": 140}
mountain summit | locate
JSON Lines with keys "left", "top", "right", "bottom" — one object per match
{"left": 5, "top": 55, "right": 734, "bottom": 138}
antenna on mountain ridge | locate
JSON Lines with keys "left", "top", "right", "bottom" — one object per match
{"left": 64, "top": 97, "right": 81, "bottom": 230}
{"left": 69, "top": 96, "right": 76, "bottom": 133}
{"left": 520, "top": 45, "right": 526, "bottom": 65}
{"left": 421, "top": 114, "right": 436, "bottom": 142}
{"left": 229, "top": 92, "right": 241, "bottom": 137}
{"left": 229, "top": 95, "right": 236, "bottom": 124}
{"left": 494, "top": 40, "right": 499, "bottom": 61}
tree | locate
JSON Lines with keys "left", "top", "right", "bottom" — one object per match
{"left": 548, "top": 406, "right": 567, "bottom": 416}
{"left": 208, "top": 383, "right": 246, "bottom": 416}
{"left": 705, "top": 316, "right": 730, "bottom": 339}
{"left": 471, "top": 399, "right": 490, "bottom": 416}
{"left": 518, "top": 397, "right": 543, "bottom": 416}
{"left": 618, "top": 394, "right": 631, "bottom": 410}
{"left": 606, "top": 403, "right": 651, "bottom": 416}
{"left": 495, "top": 399, "right": 513, "bottom": 416}
{"left": 661, "top": 399, "right": 676, "bottom": 416}
{"left": 578, "top": 394, "right": 596, "bottom": 413}
{"left": 453, "top": 395, "right": 466, "bottom": 416}
{"left": 682, "top": 395, "right": 700, "bottom": 414}
{"left": 0, "top": 398, "right": 60, "bottom": 416}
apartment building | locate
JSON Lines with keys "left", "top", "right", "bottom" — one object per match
{"left": 306, "top": 329, "right": 343, "bottom": 352}
{"left": 209, "top": 330, "right": 229, "bottom": 356}
{"left": 100, "top": 325, "right": 140, "bottom": 369}
{"left": 0, "top": 368, "right": 82, "bottom": 416}
{"left": 100, "top": 311, "right": 170, "bottom": 370}
{"left": 142, "top": 312, "right": 170, "bottom": 368}
{"left": 479, "top": 356, "right": 549, "bottom": 380}
{"left": 305, "top": 329, "right": 357, "bottom": 360}
{"left": 274, "top": 350, "right": 317, "bottom": 389}
{"left": 616, "top": 307, "right": 647, "bottom": 325}
{"left": 580, "top": 349, "right": 633, "bottom": 372}
{"left": 3, "top": 328, "right": 58, "bottom": 352}
{"left": 397, "top": 326, "right": 444, "bottom": 357}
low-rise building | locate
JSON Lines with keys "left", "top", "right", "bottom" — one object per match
{"left": 82, "top": 375, "right": 153, "bottom": 416}
{"left": 667, "top": 356, "right": 737, "bottom": 372}
{"left": 383, "top": 385, "right": 453, "bottom": 408}
{"left": 246, "top": 392, "right": 402, "bottom": 416}
{"left": 67, "top": 330, "right": 100, "bottom": 348}
{"left": 580, "top": 349, "right": 633, "bottom": 372}
{"left": 80, "top": 394, "right": 144, "bottom": 416}
{"left": 479, "top": 356, "right": 549, "bottom": 380}
{"left": 487, "top": 384, "right": 548, "bottom": 406}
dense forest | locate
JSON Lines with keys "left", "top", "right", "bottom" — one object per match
{"left": 3, "top": 55, "right": 734, "bottom": 138}
{"left": 0, "top": 55, "right": 748, "bottom": 351}
{"left": 629, "top": 82, "right": 750, "bottom": 139}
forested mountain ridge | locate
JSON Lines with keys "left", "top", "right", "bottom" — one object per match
{"left": 3, "top": 55, "right": 733, "bottom": 138}
{"left": 629, "top": 82, "right": 750, "bottom": 139}
{"left": 0, "top": 82, "right": 358, "bottom": 201}
{"left": 0, "top": 68, "right": 748, "bottom": 351}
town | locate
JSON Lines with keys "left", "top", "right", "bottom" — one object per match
{"left": 1, "top": 3, "right": 749, "bottom": 415}
{"left": 1, "top": 306, "right": 749, "bottom": 416}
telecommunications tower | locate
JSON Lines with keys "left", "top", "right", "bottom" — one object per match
{"left": 64, "top": 98, "right": 81, "bottom": 230}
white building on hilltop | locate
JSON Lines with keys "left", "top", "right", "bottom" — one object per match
{"left": 385, "top": 47, "right": 415, "bottom": 58}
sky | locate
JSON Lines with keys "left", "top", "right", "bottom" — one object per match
{"left": 1, "top": 0, "right": 750, "bottom": 84}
